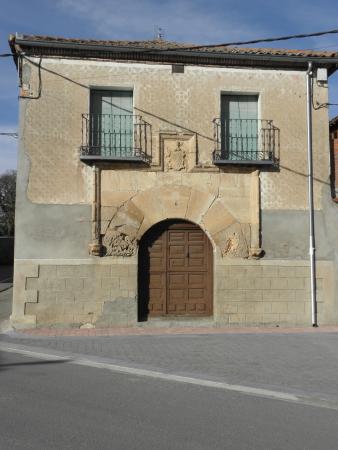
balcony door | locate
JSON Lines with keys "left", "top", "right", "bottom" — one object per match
{"left": 90, "top": 90, "right": 133, "bottom": 157}
{"left": 221, "top": 94, "right": 258, "bottom": 160}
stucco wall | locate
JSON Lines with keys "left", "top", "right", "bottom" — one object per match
{"left": 22, "top": 57, "right": 329, "bottom": 210}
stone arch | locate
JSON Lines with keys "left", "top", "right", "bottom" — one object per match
{"left": 102, "top": 184, "right": 250, "bottom": 257}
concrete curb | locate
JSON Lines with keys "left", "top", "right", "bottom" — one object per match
{"left": 12, "top": 324, "right": 338, "bottom": 337}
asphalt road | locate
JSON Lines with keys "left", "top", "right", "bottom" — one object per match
{"left": 3, "top": 332, "right": 338, "bottom": 402}
{"left": 1, "top": 349, "right": 338, "bottom": 450}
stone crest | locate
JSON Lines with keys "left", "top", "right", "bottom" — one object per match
{"left": 165, "top": 140, "right": 187, "bottom": 171}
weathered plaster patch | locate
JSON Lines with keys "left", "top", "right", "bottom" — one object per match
{"left": 95, "top": 297, "right": 137, "bottom": 327}
{"left": 214, "top": 222, "right": 249, "bottom": 258}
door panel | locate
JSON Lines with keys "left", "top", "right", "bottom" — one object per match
{"left": 149, "top": 235, "right": 166, "bottom": 272}
{"left": 145, "top": 230, "right": 167, "bottom": 317}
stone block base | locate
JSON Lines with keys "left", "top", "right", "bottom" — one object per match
{"left": 12, "top": 259, "right": 137, "bottom": 328}
{"left": 215, "top": 261, "right": 334, "bottom": 326}
{"left": 11, "top": 259, "right": 336, "bottom": 329}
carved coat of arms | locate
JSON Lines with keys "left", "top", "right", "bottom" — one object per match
{"left": 165, "top": 141, "right": 186, "bottom": 171}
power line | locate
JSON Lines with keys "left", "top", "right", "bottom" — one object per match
{"left": 0, "top": 53, "right": 12, "bottom": 57}
{"left": 0, "top": 133, "right": 18, "bottom": 138}
{"left": 158, "top": 28, "right": 338, "bottom": 51}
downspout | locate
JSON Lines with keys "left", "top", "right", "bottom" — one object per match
{"left": 306, "top": 62, "right": 317, "bottom": 327}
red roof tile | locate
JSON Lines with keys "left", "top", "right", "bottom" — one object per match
{"left": 13, "top": 34, "right": 338, "bottom": 59}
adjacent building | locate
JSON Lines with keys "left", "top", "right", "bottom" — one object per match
{"left": 8, "top": 33, "right": 338, "bottom": 328}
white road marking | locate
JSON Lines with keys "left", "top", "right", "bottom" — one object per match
{"left": 73, "top": 358, "right": 298, "bottom": 401}
{"left": 1, "top": 343, "right": 337, "bottom": 410}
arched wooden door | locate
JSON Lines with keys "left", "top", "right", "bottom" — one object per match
{"left": 138, "top": 220, "right": 213, "bottom": 320}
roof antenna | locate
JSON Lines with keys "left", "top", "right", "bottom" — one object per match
{"left": 154, "top": 26, "right": 164, "bottom": 40}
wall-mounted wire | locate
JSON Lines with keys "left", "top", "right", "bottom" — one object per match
{"left": 310, "top": 76, "right": 337, "bottom": 110}
{"left": 0, "top": 132, "right": 18, "bottom": 138}
{"left": 19, "top": 55, "right": 42, "bottom": 100}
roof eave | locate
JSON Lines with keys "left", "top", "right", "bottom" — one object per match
{"left": 11, "top": 35, "right": 338, "bottom": 72}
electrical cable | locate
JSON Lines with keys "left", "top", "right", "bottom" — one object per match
{"left": 19, "top": 55, "right": 42, "bottom": 99}
{"left": 310, "top": 75, "right": 338, "bottom": 110}
{"left": 0, "top": 53, "right": 12, "bottom": 57}
{"left": 166, "top": 28, "right": 338, "bottom": 51}
{"left": 311, "top": 76, "right": 328, "bottom": 110}
{"left": 0, "top": 133, "right": 18, "bottom": 137}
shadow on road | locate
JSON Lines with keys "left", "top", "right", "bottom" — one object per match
{"left": 0, "top": 360, "right": 70, "bottom": 369}
{"left": 0, "top": 351, "right": 70, "bottom": 371}
{"left": 0, "top": 265, "right": 13, "bottom": 284}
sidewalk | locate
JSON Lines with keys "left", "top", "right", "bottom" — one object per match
{"left": 14, "top": 323, "right": 338, "bottom": 336}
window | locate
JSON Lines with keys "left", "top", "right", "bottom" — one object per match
{"left": 90, "top": 90, "right": 133, "bottom": 157}
{"left": 81, "top": 89, "right": 151, "bottom": 164}
{"left": 220, "top": 94, "right": 258, "bottom": 161}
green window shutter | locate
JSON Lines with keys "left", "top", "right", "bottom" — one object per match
{"left": 221, "top": 95, "right": 258, "bottom": 160}
{"left": 90, "top": 90, "right": 133, "bottom": 157}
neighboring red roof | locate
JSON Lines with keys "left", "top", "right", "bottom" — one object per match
{"left": 11, "top": 34, "right": 338, "bottom": 59}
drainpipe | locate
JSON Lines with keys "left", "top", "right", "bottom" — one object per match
{"left": 306, "top": 62, "right": 317, "bottom": 327}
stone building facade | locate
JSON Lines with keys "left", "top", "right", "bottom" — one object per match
{"left": 9, "top": 34, "right": 338, "bottom": 328}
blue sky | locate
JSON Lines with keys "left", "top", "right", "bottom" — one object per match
{"left": 1, "top": 0, "right": 338, "bottom": 174}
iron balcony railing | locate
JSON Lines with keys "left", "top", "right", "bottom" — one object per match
{"left": 213, "top": 118, "right": 279, "bottom": 165}
{"left": 80, "top": 114, "right": 151, "bottom": 163}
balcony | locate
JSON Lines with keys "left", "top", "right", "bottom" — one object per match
{"left": 80, "top": 114, "right": 151, "bottom": 164}
{"left": 212, "top": 118, "right": 279, "bottom": 166}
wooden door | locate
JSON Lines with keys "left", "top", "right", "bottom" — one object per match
{"left": 138, "top": 221, "right": 213, "bottom": 320}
